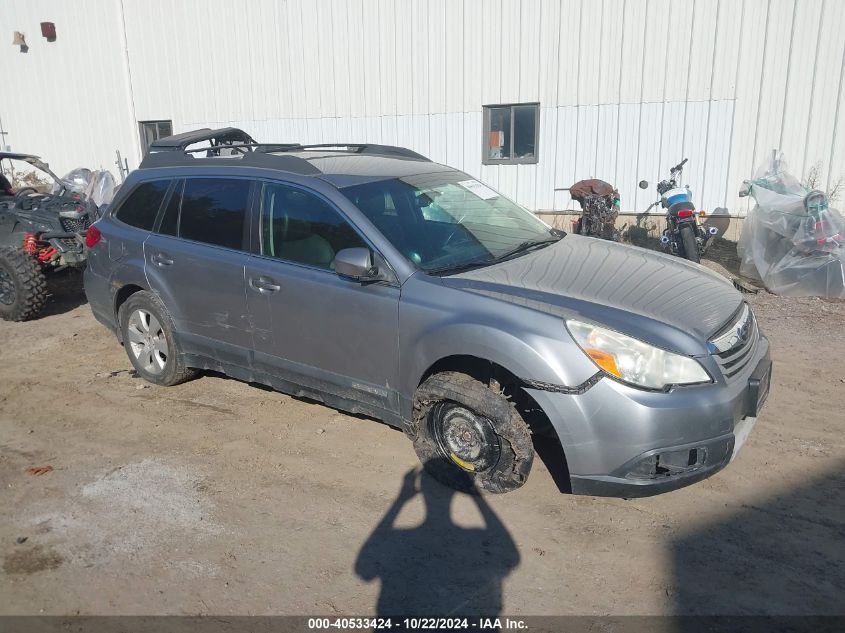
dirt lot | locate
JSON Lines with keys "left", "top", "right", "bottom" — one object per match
{"left": 0, "top": 262, "right": 843, "bottom": 617}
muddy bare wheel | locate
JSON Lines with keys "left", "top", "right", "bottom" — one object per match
{"left": 0, "top": 247, "right": 47, "bottom": 322}
{"left": 119, "top": 291, "right": 197, "bottom": 386}
{"left": 411, "top": 372, "right": 534, "bottom": 494}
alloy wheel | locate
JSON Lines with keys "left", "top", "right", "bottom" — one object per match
{"left": 126, "top": 309, "right": 169, "bottom": 375}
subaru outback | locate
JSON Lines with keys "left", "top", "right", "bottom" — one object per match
{"left": 83, "top": 128, "right": 771, "bottom": 496}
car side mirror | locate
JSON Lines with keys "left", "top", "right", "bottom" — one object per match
{"left": 638, "top": 180, "right": 649, "bottom": 190}
{"left": 334, "top": 247, "right": 381, "bottom": 281}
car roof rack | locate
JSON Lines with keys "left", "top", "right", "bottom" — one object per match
{"left": 139, "top": 127, "right": 430, "bottom": 173}
{"left": 139, "top": 148, "right": 322, "bottom": 175}
{"left": 147, "top": 127, "right": 256, "bottom": 153}
{"left": 262, "top": 143, "right": 429, "bottom": 161}
{"left": 139, "top": 127, "right": 320, "bottom": 175}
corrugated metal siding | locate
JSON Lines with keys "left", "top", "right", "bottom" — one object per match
{"left": 0, "top": 0, "right": 138, "bottom": 176}
{"left": 1, "top": 0, "right": 843, "bottom": 217}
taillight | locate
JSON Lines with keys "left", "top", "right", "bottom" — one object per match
{"left": 85, "top": 224, "right": 102, "bottom": 248}
{"left": 677, "top": 210, "right": 695, "bottom": 218}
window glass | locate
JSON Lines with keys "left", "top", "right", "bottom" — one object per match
{"left": 115, "top": 180, "right": 170, "bottom": 230}
{"left": 342, "top": 173, "right": 557, "bottom": 273}
{"left": 513, "top": 105, "right": 537, "bottom": 159}
{"left": 261, "top": 183, "right": 366, "bottom": 270}
{"left": 487, "top": 107, "right": 511, "bottom": 160}
{"left": 158, "top": 180, "right": 182, "bottom": 237}
{"left": 178, "top": 178, "right": 250, "bottom": 250}
{"left": 483, "top": 104, "right": 539, "bottom": 165}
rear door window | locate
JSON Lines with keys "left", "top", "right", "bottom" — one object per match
{"left": 114, "top": 180, "right": 171, "bottom": 230}
{"left": 161, "top": 178, "right": 250, "bottom": 250}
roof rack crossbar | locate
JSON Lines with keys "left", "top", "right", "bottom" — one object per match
{"left": 287, "top": 143, "right": 429, "bottom": 161}
{"left": 139, "top": 127, "right": 430, "bottom": 171}
{"left": 138, "top": 146, "right": 321, "bottom": 175}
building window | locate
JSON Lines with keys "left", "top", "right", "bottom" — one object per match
{"left": 482, "top": 103, "right": 539, "bottom": 165}
{"left": 138, "top": 120, "right": 173, "bottom": 155}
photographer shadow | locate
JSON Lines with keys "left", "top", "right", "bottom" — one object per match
{"left": 355, "top": 466, "right": 519, "bottom": 618}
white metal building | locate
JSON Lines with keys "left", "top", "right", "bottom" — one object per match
{"left": 1, "top": 0, "right": 844, "bottom": 216}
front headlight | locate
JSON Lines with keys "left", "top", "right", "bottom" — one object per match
{"left": 566, "top": 320, "right": 711, "bottom": 390}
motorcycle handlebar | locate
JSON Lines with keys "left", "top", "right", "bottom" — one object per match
{"left": 671, "top": 158, "right": 688, "bottom": 173}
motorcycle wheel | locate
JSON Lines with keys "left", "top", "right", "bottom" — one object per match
{"left": 679, "top": 224, "right": 701, "bottom": 263}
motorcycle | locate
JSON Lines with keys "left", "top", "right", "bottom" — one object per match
{"left": 558, "top": 178, "right": 620, "bottom": 241}
{"left": 638, "top": 158, "right": 717, "bottom": 262}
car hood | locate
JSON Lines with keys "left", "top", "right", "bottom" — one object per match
{"left": 442, "top": 235, "right": 743, "bottom": 354}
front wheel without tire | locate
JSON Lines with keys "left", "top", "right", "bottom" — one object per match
{"left": 0, "top": 247, "right": 47, "bottom": 321}
{"left": 119, "top": 291, "right": 197, "bottom": 386}
{"left": 411, "top": 372, "right": 534, "bottom": 494}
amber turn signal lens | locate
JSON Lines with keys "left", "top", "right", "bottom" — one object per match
{"left": 584, "top": 348, "right": 621, "bottom": 378}
{"left": 699, "top": 210, "right": 706, "bottom": 217}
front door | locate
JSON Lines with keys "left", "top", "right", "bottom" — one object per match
{"left": 245, "top": 181, "right": 401, "bottom": 417}
{"left": 144, "top": 177, "right": 253, "bottom": 371}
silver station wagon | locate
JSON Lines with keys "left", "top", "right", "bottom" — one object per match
{"left": 84, "top": 128, "right": 771, "bottom": 496}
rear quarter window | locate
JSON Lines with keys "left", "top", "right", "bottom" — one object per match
{"left": 114, "top": 180, "right": 171, "bottom": 230}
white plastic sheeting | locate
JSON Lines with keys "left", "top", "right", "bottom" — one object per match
{"left": 53, "top": 168, "right": 117, "bottom": 207}
{"left": 738, "top": 153, "right": 845, "bottom": 298}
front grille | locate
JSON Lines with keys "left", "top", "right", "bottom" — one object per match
{"left": 711, "top": 305, "right": 759, "bottom": 381}
{"left": 60, "top": 216, "right": 90, "bottom": 233}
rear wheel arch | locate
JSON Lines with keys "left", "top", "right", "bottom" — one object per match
{"left": 114, "top": 284, "right": 147, "bottom": 338}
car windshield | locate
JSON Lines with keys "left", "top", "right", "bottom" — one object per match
{"left": 340, "top": 172, "right": 560, "bottom": 273}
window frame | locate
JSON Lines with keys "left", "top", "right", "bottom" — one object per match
{"left": 481, "top": 102, "right": 540, "bottom": 166}
{"left": 138, "top": 120, "right": 174, "bottom": 156}
{"left": 252, "top": 179, "right": 390, "bottom": 278}
{"left": 111, "top": 178, "right": 174, "bottom": 232}
{"left": 152, "top": 176, "right": 255, "bottom": 253}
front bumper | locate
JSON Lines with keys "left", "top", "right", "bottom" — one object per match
{"left": 527, "top": 336, "right": 770, "bottom": 497}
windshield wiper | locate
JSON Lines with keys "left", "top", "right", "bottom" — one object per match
{"left": 426, "top": 256, "right": 497, "bottom": 276}
{"left": 493, "top": 235, "right": 562, "bottom": 262}
{"left": 426, "top": 232, "right": 564, "bottom": 276}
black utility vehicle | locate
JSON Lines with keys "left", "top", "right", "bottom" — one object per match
{"left": 0, "top": 153, "right": 100, "bottom": 321}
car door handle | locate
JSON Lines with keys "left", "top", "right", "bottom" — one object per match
{"left": 151, "top": 252, "right": 173, "bottom": 267}
{"left": 249, "top": 276, "right": 281, "bottom": 293}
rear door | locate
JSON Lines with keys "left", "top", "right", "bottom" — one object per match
{"left": 245, "top": 180, "right": 401, "bottom": 417}
{"left": 144, "top": 176, "right": 254, "bottom": 372}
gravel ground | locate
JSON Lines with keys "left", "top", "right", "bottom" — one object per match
{"left": 0, "top": 260, "right": 843, "bottom": 617}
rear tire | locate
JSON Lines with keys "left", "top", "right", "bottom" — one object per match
{"left": 119, "top": 291, "right": 198, "bottom": 386}
{"left": 0, "top": 247, "right": 47, "bottom": 321}
{"left": 410, "top": 372, "right": 534, "bottom": 494}
{"left": 679, "top": 224, "right": 701, "bottom": 263}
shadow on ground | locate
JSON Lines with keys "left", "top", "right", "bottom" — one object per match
{"left": 40, "top": 269, "right": 87, "bottom": 318}
{"left": 355, "top": 466, "right": 518, "bottom": 617}
{"left": 672, "top": 460, "right": 845, "bottom": 615}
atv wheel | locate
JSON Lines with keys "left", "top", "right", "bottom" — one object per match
{"left": 0, "top": 247, "right": 47, "bottom": 321}
{"left": 119, "top": 291, "right": 198, "bottom": 386}
{"left": 410, "top": 372, "right": 534, "bottom": 494}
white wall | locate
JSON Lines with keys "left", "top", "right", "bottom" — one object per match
{"left": 0, "top": 0, "right": 139, "bottom": 179}
{"left": 2, "top": 0, "right": 844, "bottom": 216}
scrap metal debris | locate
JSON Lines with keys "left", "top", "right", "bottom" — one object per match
{"left": 26, "top": 466, "right": 53, "bottom": 476}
